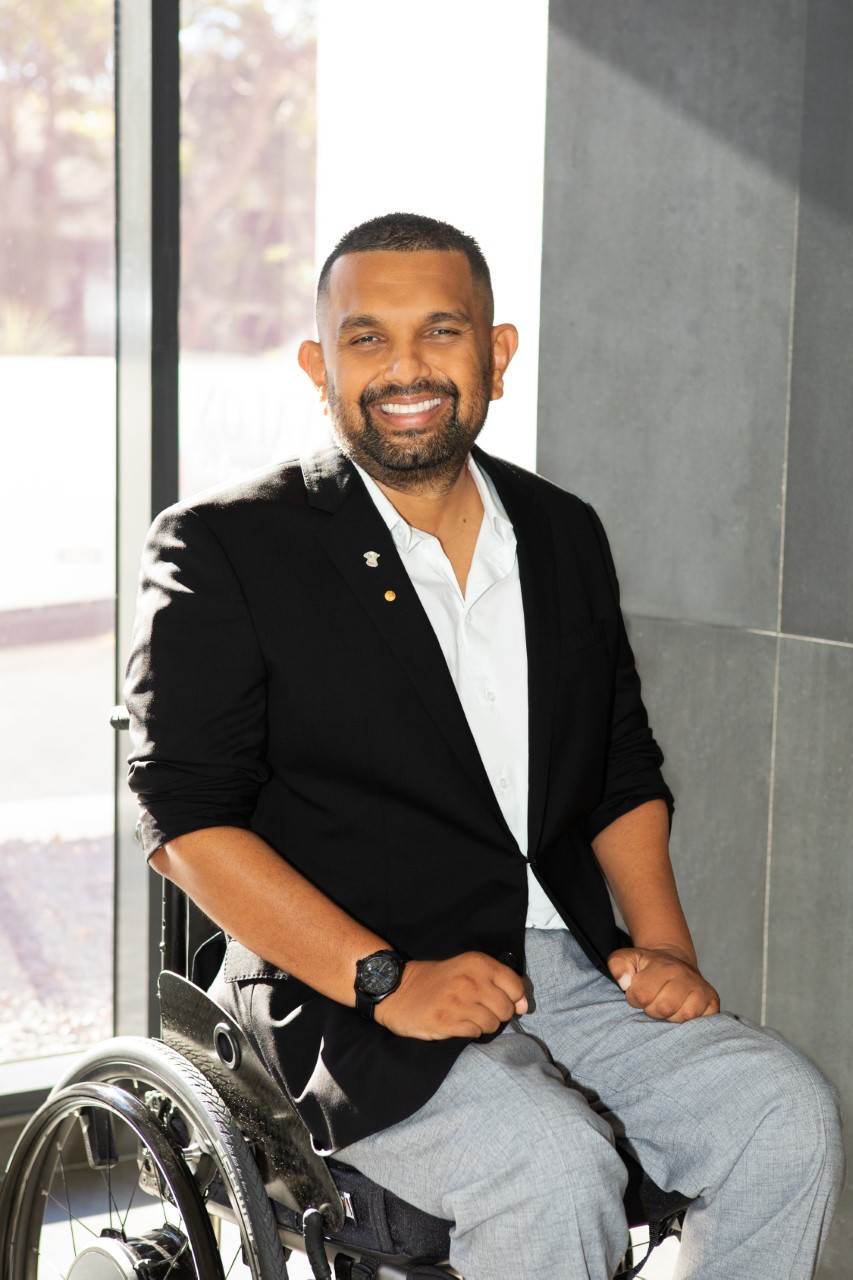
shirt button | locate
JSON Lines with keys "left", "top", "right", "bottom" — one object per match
{"left": 486, "top": 689, "right": 496, "bottom": 702}
{"left": 499, "top": 776, "right": 508, "bottom": 789}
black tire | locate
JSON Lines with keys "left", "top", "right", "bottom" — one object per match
{"left": 0, "top": 1036, "right": 289, "bottom": 1280}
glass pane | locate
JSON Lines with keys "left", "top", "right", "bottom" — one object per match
{"left": 0, "top": 0, "right": 115, "bottom": 1061}
{"left": 179, "top": 0, "right": 322, "bottom": 497}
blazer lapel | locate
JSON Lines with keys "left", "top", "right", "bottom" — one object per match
{"left": 302, "top": 447, "right": 513, "bottom": 839}
{"left": 475, "top": 450, "right": 561, "bottom": 858}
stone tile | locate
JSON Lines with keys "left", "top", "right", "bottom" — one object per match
{"left": 539, "top": 2, "right": 807, "bottom": 628}
{"left": 781, "top": 0, "right": 853, "bottom": 644}
{"left": 547, "top": 1, "right": 807, "bottom": 191}
{"left": 627, "top": 617, "right": 776, "bottom": 1017}
{"left": 765, "top": 637, "right": 853, "bottom": 1269}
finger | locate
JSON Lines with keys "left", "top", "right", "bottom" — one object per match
{"left": 488, "top": 961, "right": 528, "bottom": 1015}
{"left": 452, "top": 1020, "right": 485, "bottom": 1040}
{"left": 473, "top": 1005, "right": 503, "bottom": 1035}
{"left": 634, "top": 975, "right": 685, "bottom": 1018}
{"left": 623, "top": 970, "right": 666, "bottom": 1010}
{"left": 491, "top": 964, "right": 527, "bottom": 1007}
{"left": 654, "top": 980, "right": 719, "bottom": 1022}
{"left": 486, "top": 988, "right": 520, "bottom": 1023}
{"left": 628, "top": 964, "right": 686, "bottom": 1011}
{"left": 662, "top": 988, "right": 711, "bottom": 1022}
{"left": 607, "top": 948, "right": 639, "bottom": 987}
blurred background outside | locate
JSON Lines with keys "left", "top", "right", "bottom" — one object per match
{"left": 0, "top": 0, "right": 319, "bottom": 1065}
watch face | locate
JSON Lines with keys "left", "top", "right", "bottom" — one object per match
{"left": 358, "top": 952, "right": 402, "bottom": 997}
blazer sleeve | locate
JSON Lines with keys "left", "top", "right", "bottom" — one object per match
{"left": 124, "top": 504, "right": 269, "bottom": 859}
{"left": 580, "top": 502, "right": 674, "bottom": 842}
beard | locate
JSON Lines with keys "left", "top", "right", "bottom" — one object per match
{"left": 327, "top": 371, "right": 492, "bottom": 493}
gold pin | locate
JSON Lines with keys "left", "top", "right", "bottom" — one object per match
{"left": 384, "top": 590, "right": 396, "bottom": 602}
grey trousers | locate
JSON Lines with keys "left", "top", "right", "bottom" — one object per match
{"left": 337, "top": 930, "right": 844, "bottom": 1280}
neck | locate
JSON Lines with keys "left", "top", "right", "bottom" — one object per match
{"left": 374, "top": 457, "right": 481, "bottom": 537}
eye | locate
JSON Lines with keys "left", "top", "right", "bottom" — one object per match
{"left": 429, "top": 328, "right": 458, "bottom": 337}
{"left": 351, "top": 333, "right": 380, "bottom": 345}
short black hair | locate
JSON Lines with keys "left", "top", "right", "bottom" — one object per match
{"left": 316, "top": 212, "right": 494, "bottom": 324}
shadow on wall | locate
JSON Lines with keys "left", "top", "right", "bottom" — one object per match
{"left": 550, "top": 0, "right": 851, "bottom": 221}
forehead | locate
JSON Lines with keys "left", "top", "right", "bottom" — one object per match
{"left": 324, "top": 250, "right": 479, "bottom": 324}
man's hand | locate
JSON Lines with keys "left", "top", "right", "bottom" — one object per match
{"left": 607, "top": 946, "right": 720, "bottom": 1022}
{"left": 374, "top": 952, "right": 528, "bottom": 1040}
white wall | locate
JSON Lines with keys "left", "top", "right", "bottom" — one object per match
{"left": 314, "top": 0, "right": 550, "bottom": 470}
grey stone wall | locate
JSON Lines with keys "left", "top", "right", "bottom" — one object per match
{"left": 538, "top": 3, "right": 852, "bottom": 1270}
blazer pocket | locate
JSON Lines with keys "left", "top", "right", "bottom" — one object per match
{"left": 559, "top": 619, "right": 606, "bottom": 661}
{"left": 223, "top": 938, "right": 290, "bottom": 983}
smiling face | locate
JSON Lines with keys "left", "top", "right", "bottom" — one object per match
{"left": 299, "top": 250, "right": 518, "bottom": 491}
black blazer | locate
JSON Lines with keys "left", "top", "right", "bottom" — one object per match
{"left": 125, "top": 445, "right": 672, "bottom": 1152}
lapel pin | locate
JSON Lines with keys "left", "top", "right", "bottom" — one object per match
{"left": 363, "top": 551, "right": 380, "bottom": 568}
{"left": 384, "top": 590, "right": 396, "bottom": 602}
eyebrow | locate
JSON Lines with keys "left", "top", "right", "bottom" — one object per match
{"left": 337, "top": 309, "right": 473, "bottom": 336}
{"left": 338, "top": 314, "right": 382, "bottom": 335}
{"left": 423, "top": 310, "right": 472, "bottom": 326}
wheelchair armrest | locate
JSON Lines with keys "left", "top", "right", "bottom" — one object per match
{"left": 159, "top": 970, "right": 345, "bottom": 1232}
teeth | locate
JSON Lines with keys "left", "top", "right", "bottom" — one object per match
{"left": 379, "top": 398, "right": 442, "bottom": 415}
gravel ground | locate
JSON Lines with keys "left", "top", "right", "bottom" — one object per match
{"left": 0, "top": 835, "right": 113, "bottom": 1062}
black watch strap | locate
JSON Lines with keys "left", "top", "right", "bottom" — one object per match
{"left": 355, "top": 989, "right": 379, "bottom": 1020}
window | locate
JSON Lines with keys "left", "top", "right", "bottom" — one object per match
{"left": 180, "top": 0, "right": 321, "bottom": 495}
{"left": 0, "top": 0, "right": 116, "bottom": 1066}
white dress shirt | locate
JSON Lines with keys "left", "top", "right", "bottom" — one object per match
{"left": 355, "top": 455, "right": 566, "bottom": 929}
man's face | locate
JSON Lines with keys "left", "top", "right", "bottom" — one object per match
{"left": 299, "top": 250, "right": 517, "bottom": 489}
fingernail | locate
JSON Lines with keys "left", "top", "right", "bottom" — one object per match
{"left": 618, "top": 973, "right": 633, "bottom": 992}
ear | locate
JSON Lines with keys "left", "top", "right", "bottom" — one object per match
{"left": 298, "top": 340, "right": 328, "bottom": 405}
{"left": 489, "top": 324, "right": 519, "bottom": 401}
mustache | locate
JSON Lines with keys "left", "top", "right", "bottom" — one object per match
{"left": 360, "top": 378, "right": 459, "bottom": 408}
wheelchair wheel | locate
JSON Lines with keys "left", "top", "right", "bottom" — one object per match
{"left": 0, "top": 1037, "right": 289, "bottom": 1280}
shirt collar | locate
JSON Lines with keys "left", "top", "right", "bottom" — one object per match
{"left": 353, "top": 454, "right": 515, "bottom": 553}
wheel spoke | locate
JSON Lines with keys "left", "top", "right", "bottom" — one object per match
{"left": 224, "top": 1242, "right": 244, "bottom": 1278}
{"left": 150, "top": 1145, "right": 173, "bottom": 1225}
{"left": 119, "top": 1163, "right": 143, "bottom": 1233}
{"left": 56, "top": 1144, "right": 77, "bottom": 1257}
{"left": 162, "top": 1236, "right": 191, "bottom": 1278}
{"left": 97, "top": 1161, "right": 123, "bottom": 1235}
{"left": 31, "top": 1246, "right": 67, "bottom": 1279}
{"left": 45, "top": 1191, "right": 101, "bottom": 1241}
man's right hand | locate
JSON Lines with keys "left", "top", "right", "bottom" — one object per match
{"left": 374, "top": 952, "right": 528, "bottom": 1040}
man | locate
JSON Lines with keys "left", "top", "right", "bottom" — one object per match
{"left": 126, "top": 213, "right": 843, "bottom": 1279}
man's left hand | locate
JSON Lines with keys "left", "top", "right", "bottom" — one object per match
{"left": 607, "top": 946, "right": 720, "bottom": 1022}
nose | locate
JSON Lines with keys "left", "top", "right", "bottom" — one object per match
{"left": 381, "top": 338, "right": 431, "bottom": 386}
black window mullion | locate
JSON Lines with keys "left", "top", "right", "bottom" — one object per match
{"left": 114, "top": 0, "right": 181, "bottom": 1038}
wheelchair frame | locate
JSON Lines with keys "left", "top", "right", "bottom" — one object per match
{"left": 0, "top": 859, "right": 688, "bottom": 1280}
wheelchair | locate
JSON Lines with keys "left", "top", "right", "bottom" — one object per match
{"left": 0, "top": 835, "right": 690, "bottom": 1280}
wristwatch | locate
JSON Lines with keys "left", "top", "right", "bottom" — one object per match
{"left": 354, "top": 949, "right": 410, "bottom": 1020}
